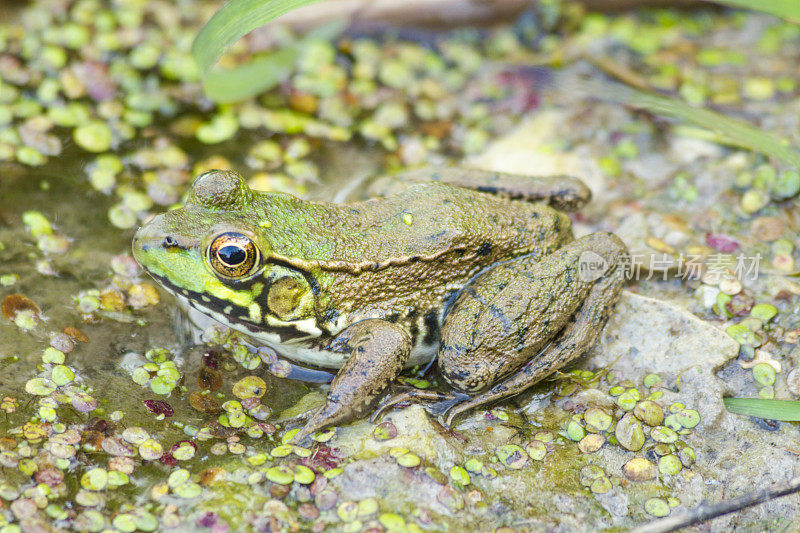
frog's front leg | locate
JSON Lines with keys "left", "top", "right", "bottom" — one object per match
{"left": 438, "top": 232, "right": 629, "bottom": 426}
{"left": 291, "top": 319, "right": 411, "bottom": 442}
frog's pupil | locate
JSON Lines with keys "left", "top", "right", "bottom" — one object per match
{"left": 218, "top": 245, "right": 246, "bottom": 266}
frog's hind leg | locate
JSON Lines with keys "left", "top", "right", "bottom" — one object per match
{"left": 290, "top": 319, "right": 411, "bottom": 442}
{"left": 437, "top": 232, "right": 628, "bottom": 427}
{"left": 368, "top": 167, "right": 591, "bottom": 212}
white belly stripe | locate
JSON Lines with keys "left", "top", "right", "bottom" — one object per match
{"left": 167, "top": 288, "right": 437, "bottom": 370}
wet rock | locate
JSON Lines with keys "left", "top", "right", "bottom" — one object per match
{"left": 468, "top": 110, "right": 607, "bottom": 202}
{"left": 591, "top": 291, "right": 738, "bottom": 428}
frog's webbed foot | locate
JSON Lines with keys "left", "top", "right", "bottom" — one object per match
{"left": 370, "top": 389, "right": 469, "bottom": 423}
{"left": 437, "top": 232, "right": 629, "bottom": 427}
{"left": 290, "top": 319, "right": 410, "bottom": 443}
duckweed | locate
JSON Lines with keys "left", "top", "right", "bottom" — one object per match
{"left": 566, "top": 419, "right": 585, "bottom": 441}
{"left": 525, "top": 440, "right": 548, "bottom": 460}
{"left": 271, "top": 444, "right": 292, "bottom": 458}
{"left": 651, "top": 426, "right": 679, "bottom": 444}
{"left": 658, "top": 454, "right": 682, "bottom": 475}
{"left": 590, "top": 476, "right": 612, "bottom": 494}
{"left": 578, "top": 434, "right": 605, "bottom": 454}
{"left": 337, "top": 501, "right": 359, "bottom": 522}
{"left": 80, "top": 468, "right": 108, "bottom": 491}
{"left": 750, "top": 303, "right": 778, "bottom": 322}
{"left": 634, "top": 400, "right": 664, "bottom": 426}
{"left": 579, "top": 464, "right": 605, "bottom": 486}
{"left": 51, "top": 365, "right": 74, "bottom": 386}
{"left": 138, "top": 439, "right": 163, "bottom": 461}
{"left": 293, "top": 465, "right": 315, "bottom": 484}
{"left": 584, "top": 407, "right": 613, "bottom": 431}
{"left": 450, "top": 465, "right": 470, "bottom": 486}
{"left": 379, "top": 513, "right": 406, "bottom": 530}
{"left": 622, "top": 458, "right": 657, "bottom": 482}
{"left": 616, "top": 388, "right": 641, "bottom": 410}
{"left": 25, "top": 378, "right": 56, "bottom": 396}
{"left": 645, "top": 498, "right": 671, "bottom": 517}
{"left": 107, "top": 471, "right": 129, "bottom": 487}
{"left": 615, "top": 414, "right": 645, "bottom": 451}
{"left": 73, "top": 121, "right": 113, "bottom": 152}
{"left": 112, "top": 514, "right": 137, "bottom": 533}
{"left": 675, "top": 409, "right": 701, "bottom": 428}
{"left": 753, "top": 363, "right": 776, "bottom": 386}
{"left": 173, "top": 483, "right": 202, "bottom": 499}
{"left": 266, "top": 466, "right": 295, "bottom": 485}
{"left": 771, "top": 169, "right": 800, "bottom": 199}
{"left": 357, "top": 498, "right": 378, "bottom": 517}
{"left": 495, "top": 444, "right": 528, "bottom": 469}
{"left": 167, "top": 469, "right": 191, "bottom": 488}
{"left": 396, "top": 452, "right": 421, "bottom": 468}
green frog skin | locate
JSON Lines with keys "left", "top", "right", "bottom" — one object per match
{"left": 132, "top": 167, "right": 629, "bottom": 441}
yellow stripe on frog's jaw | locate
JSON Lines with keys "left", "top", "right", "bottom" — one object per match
{"left": 133, "top": 239, "right": 262, "bottom": 313}
{"left": 201, "top": 276, "right": 258, "bottom": 308}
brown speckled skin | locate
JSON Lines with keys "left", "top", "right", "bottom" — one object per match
{"left": 318, "top": 181, "right": 575, "bottom": 329}
{"left": 308, "top": 173, "right": 627, "bottom": 436}
{"left": 438, "top": 231, "right": 628, "bottom": 391}
{"left": 132, "top": 168, "right": 629, "bottom": 440}
{"left": 436, "top": 231, "right": 628, "bottom": 427}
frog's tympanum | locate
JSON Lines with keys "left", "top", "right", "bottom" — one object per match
{"left": 132, "top": 168, "right": 629, "bottom": 441}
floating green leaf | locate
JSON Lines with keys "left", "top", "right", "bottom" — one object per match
{"left": 702, "top": 0, "right": 800, "bottom": 22}
{"left": 723, "top": 397, "right": 800, "bottom": 421}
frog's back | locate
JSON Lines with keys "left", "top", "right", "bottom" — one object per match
{"left": 262, "top": 182, "right": 572, "bottom": 269}
{"left": 257, "top": 183, "right": 574, "bottom": 329}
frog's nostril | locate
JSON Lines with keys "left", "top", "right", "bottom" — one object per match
{"left": 162, "top": 236, "right": 178, "bottom": 248}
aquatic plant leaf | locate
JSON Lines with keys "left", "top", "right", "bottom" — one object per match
{"left": 203, "top": 48, "right": 298, "bottom": 103}
{"left": 599, "top": 83, "right": 800, "bottom": 170}
{"left": 723, "top": 398, "right": 800, "bottom": 421}
{"left": 702, "top": 0, "right": 800, "bottom": 21}
{"left": 194, "top": 2, "right": 345, "bottom": 103}
{"left": 192, "top": 0, "right": 323, "bottom": 76}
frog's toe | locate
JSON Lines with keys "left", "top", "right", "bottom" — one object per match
{"left": 428, "top": 392, "right": 470, "bottom": 417}
{"left": 290, "top": 404, "right": 340, "bottom": 444}
{"left": 442, "top": 398, "right": 481, "bottom": 428}
{"left": 370, "top": 389, "right": 458, "bottom": 423}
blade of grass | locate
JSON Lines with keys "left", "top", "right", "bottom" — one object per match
{"left": 589, "top": 82, "right": 800, "bottom": 169}
{"left": 192, "top": 0, "right": 324, "bottom": 77}
{"left": 194, "top": 3, "right": 344, "bottom": 103}
{"left": 723, "top": 397, "right": 800, "bottom": 421}
{"left": 701, "top": 0, "right": 800, "bottom": 21}
{"left": 203, "top": 48, "right": 298, "bottom": 103}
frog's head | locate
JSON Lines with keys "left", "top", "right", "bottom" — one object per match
{"left": 132, "top": 170, "right": 318, "bottom": 338}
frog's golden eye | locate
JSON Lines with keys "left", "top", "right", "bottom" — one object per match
{"left": 208, "top": 232, "right": 259, "bottom": 278}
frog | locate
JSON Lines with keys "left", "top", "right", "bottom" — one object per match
{"left": 132, "top": 167, "right": 629, "bottom": 442}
